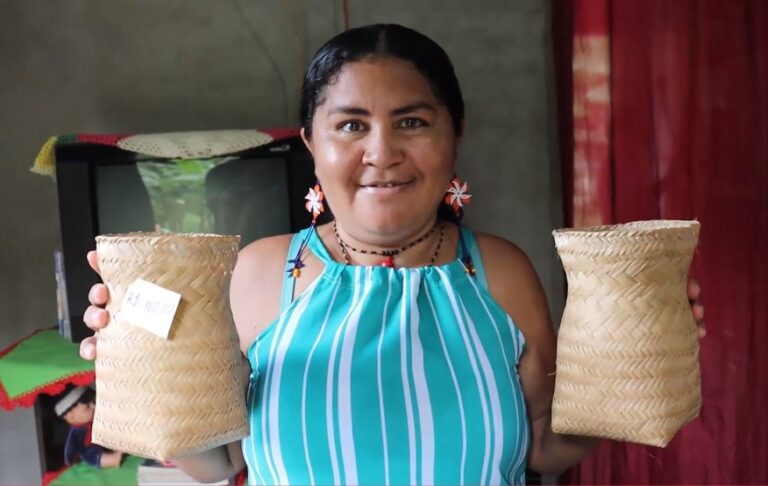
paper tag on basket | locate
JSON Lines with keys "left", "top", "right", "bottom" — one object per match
{"left": 118, "top": 279, "right": 181, "bottom": 339}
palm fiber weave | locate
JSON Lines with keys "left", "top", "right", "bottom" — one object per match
{"left": 93, "top": 233, "right": 247, "bottom": 460}
{"left": 551, "top": 220, "right": 701, "bottom": 447}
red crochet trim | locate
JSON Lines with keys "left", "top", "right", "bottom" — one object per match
{"left": 42, "top": 466, "right": 68, "bottom": 486}
{"left": 261, "top": 127, "right": 301, "bottom": 141}
{"left": 76, "top": 134, "right": 132, "bottom": 146}
{"left": 0, "top": 370, "right": 95, "bottom": 412}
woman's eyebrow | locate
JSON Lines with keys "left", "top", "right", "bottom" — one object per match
{"left": 328, "top": 106, "right": 370, "bottom": 116}
{"left": 327, "top": 102, "right": 436, "bottom": 116}
{"left": 391, "top": 102, "right": 436, "bottom": 116}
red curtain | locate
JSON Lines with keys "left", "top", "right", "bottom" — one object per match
{"left": 553, "top": 0, "right": 768, "bottom": 483}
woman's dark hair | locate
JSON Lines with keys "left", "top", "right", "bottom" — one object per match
{"left": 299, "top": 24, "right": 465, "bottom": 139}
{"left": 300, "top": 24, "right": 466, "bottom": 223}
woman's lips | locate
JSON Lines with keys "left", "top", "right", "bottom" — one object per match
{"left": 358, "top": 179, "right": 414, "bottom": 195}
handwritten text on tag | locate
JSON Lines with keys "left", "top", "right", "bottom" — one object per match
{"left": 118, "top": 279, "right": 181, "bottom": 339}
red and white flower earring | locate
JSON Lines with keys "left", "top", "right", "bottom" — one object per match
{"left": 445, "top": 176, "right": 472, "bottom": 217}
{"left": 288, "top": 183, "right": 325, "bottom": 278}
{"left": 445, "top": 176, "right": 477, "bottom": 275}
{"left": 304, "top": 184, "right": 325, "bottom": 219}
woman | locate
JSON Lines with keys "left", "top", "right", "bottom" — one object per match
{"left": 81, "top": 24, "right": 705, "bottom": 485}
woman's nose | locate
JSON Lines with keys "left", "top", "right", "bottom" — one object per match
{"left": 361, "top": 127, "right": 404, "bottom": 169}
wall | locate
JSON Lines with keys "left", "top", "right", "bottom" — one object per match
{"left": 0, "top": 1, "right": 562, "bottom": 482}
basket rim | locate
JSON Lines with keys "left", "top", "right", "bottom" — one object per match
{"left": 96, "top": 231, "right": 240, "bottom": 242}
{"left": 552, "top": 219, "right": 699, "bottom": 238}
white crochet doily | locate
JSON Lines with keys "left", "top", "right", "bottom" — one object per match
{"left": 117, "top": 130, "right": 275, "bottom": 158}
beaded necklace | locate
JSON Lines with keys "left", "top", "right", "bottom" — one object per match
{"left": 333, "top": 220, "right": 445, "bottom": 268}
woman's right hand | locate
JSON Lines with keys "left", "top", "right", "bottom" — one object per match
{"left": 79, "top": 250, "right": 110, "bottom": 361}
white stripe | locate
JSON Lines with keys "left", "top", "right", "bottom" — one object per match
{"left": 264, "top": 279, "right": 319, "bottom": 485}
{"left": 260, "top": 312, "right": 287, "bottom": 484}
{"left": 507, "top": 420, "right": 529, "bottom": 485}
{"left": 504, "top": 315, "right": 529, "bottom": 485}
{"left": 377, "top": 272, "right": 394, "bottom": 486}
{"left": 435, "top": 267, "right": 492, "bottom": 484}
{"left": 509, "top": 316, "right": 527, "bottom": 360}
{"left": 247, "top": 342, "right": 266, "bottom": 485}
{"left": 467, "top": 278, "right": 529, "bottom": 484}
{"left": 399, "top": 269, "right": 418, "bottom": 485}
{"left": 459, "top": 298, "right": 505, "bottom": 485}
{"left": 424, "top": 286, "right": 467, "bottom": 485}
{"left": 506, "top": 341, "right": 530, "bottom": 484}
{"left": 301, "top": 280, "right": 343, "bottom": 485}
{"left": 326, "top": 267, "right": 364, "bottom": 485}
{"left": 337, "top": 267, "right": 374, "bottom": 485}
{"left": 466, "top": 277, "right": 515, "bottom": 383}
{"left": 409, "top": 270, "right": 435, "bottom": 486}
{"left": 508, "top": 415, "right": 530, "bottom": 486}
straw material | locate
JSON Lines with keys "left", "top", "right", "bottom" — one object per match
{"left": 551, "top": 220, "right": 701, "bottom": 447}
{"left": 92, "top": 233, "right": 248, "bottom": 460}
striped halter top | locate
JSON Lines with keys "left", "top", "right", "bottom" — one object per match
{"left": 242, "top": 226, "right": 530, "bottom": 485}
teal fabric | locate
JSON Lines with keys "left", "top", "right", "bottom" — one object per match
{"left": 243, "top": 226, "right": 530, "bottom": 485}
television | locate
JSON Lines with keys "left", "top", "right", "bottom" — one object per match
{"left": 53, "top": 132, "right": 321, "bottom": 343}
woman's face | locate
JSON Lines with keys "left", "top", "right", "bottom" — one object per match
{"left": 302, "top": 56, "right": 458, "bottom": 242}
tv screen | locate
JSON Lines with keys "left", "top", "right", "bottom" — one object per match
{"left": 54, "top": 136, "right": 319, "bottom": 342}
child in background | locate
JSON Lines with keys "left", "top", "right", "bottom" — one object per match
{"left": 55, "top": 386, "right": 123, "bottom": 468}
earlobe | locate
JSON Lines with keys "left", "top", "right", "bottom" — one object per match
{"left": 300, "top": 128, "right": 314, "bottom": 156}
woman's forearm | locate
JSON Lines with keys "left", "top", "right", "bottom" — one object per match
{"left": 528, "top": 414, "right": 600, "bottom": 476}
{"left": 173, "top": 441, "right": 245, "bottom": 483}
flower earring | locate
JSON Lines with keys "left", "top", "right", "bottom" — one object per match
{"left": 288, "top": 183, "right": 325, "bottom": 278}
{"left": 445, "top": 176, "right": 472, "bottom": 217}
{"left": 445, "top": 176, "right": 476, "bottom": 276}
{"left": 304, "top": 184, "right": 325, "bottom": 220}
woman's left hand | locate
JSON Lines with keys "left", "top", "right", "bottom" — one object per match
{"left": 688, "top": 278, "right": 706, "bottom": 339}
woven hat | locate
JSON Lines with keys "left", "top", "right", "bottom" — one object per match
{"left": 92, "top": 232, "right": 248, "bottom": 460}
{"left": 551, "top": 220, "right": 701, "bottom": 447}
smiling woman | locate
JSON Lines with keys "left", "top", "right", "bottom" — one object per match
{"left": 305, "top": 57, "right": 457, "bottom": 242}
{"left": 229, "top": 25, "right": 561, "bottom": 486}
{"left": 79, "top": 23, "right": 705, "bottom": 486}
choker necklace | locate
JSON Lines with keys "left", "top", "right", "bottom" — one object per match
{"left": 333, "top": 220, "right": 445, "bottom": 268}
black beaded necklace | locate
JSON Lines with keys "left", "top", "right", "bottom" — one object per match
{"left": 333, "top": 220, "right": 445, "bottom": 268}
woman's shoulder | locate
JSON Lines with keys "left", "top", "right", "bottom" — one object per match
{"left": 230, "top": 233, "right": 296, "bottom": 353}
{"left": 471, "top": 231, "right": 530, "bottom": 268}
{"left": 237, "top": 232, "right": 295, "bottom": 267}
{"left": 470, "top": 231, "right": 553, "bottom": 337}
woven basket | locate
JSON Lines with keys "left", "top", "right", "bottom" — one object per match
{"left": 92, "top": 233, "right": 248, "bottom": 460}
{"left": 551, "top": 220, "right": 701, "bottom": 447}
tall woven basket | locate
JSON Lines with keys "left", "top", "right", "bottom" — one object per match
{"left": 92, "top": 233, "right": 248, "bottom": 460}
{"left": 551, "top": 220, "right": 701, "bottom": 447}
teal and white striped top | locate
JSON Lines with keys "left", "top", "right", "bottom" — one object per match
{"left": 243, "top": 226, "right": 530, "bottom": 485}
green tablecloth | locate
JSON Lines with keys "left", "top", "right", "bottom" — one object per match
{"left": 48, "top": 455, "right": 141, "bottom": 486}
{"left": 0, "top": 329, "right": 94, "bottom": 409}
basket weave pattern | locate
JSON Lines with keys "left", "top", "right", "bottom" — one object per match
{"left": 551, "top": 220, "right": 701, "bottom": 447}
{"left": 93, "top": 233, "right": 248, "bottom": 460}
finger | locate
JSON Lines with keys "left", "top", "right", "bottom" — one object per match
{"left": 88, "top": 284, "right": 109, "bottom": 306}
{"left": 87, "top": 250, "right": 100, "bottom": 275}
{"left": 79, "top": 336, "right": 97, "bottom": 360}
{"left": 83, "top": 305, "right": 109, "bottom": 330}
{"left": 698, "top": 323, "right": 707, "bottom": 339}
{"left": 692, "top": 302, "right": 705, "bottom": 321}
{"left": 687, "top": 278, "right": 701, "bottom": 301}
